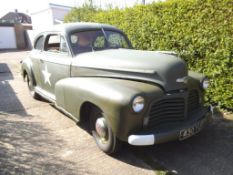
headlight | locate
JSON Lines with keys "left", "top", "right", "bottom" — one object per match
{"left": 201, "top": 78, "right": 209, "bottom": 89}
{"left": 132, "top": 96, "right": 145, "bottom": 113}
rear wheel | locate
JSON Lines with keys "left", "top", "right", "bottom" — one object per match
{"left": 25, "top": 73, "right": 40, "bottom": 100}
{"left": 90, "top": 107, "right": 121, "bottom": 154}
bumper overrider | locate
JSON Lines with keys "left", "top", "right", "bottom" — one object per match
{"left": 128, "top": 106, "right": 212, "bottom": 146}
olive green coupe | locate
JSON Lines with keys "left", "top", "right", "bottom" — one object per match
{"left": 21, "top": 22, "right": 212, "bottom": 154}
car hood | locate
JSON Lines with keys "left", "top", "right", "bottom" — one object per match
{"left": 71, "top": 49, "right": 188, "bottom": 91}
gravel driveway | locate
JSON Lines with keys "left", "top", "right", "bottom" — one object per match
{"left": 0, "top": 51, "right": 233, "bottom": 175}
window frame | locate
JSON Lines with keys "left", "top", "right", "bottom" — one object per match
{"left": 34, "top": 35, "right": 45, "bottom": 50}
{"left": 68, "top": 29, "right": 133, "bottom": 56}
{"left": 43, "top": 33, "right": 71, "bottom": 56}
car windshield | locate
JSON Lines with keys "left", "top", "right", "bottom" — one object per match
{"left": 69, "top": 30, "right": 131, "bottom": 55}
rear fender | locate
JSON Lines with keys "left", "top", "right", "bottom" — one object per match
{"left": 21, "top": 58, "right": 36, "bottom": 84}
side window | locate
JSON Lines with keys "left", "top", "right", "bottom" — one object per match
{"left": 34, "top": 36, "right": 44, "bottom": 50}
{"left": 44, "top": 34, "right": 68, "bottom": 54}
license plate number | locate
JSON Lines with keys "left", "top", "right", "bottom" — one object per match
{"left": 179, "top": 120, "right": 204, "bottom": 140}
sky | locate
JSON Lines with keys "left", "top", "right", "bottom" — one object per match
{"left": 0, "top": 0, "right": 157, "bottom": 18}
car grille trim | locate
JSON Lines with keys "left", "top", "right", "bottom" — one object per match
{"left": 147, "top": 90, "right": 200, "bottom": 128}
{"left": 188, "top": 90, "right": 199, "bottom": 113}
{"left": 147, "top": 97, "right": 185, "bottom": 128}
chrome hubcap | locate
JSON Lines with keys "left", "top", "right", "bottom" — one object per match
{"left": 95, "top": 117, "right": 107, "bottom": 139}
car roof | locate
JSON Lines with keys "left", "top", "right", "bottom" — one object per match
{"left": 40, "top": 22, "right": 122, "bottom": 35}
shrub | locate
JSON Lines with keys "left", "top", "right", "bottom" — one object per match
{"left": 65, "top": 0, "right": 233, "bottom": 109}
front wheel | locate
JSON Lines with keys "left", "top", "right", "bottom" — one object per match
{"left": 90, "top": 108, "right": 121, "bottom": 154}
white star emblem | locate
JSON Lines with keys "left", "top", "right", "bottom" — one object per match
{"left": 42, "top": 66, "right": 51, "bottom": 86}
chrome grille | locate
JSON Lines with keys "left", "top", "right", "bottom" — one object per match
{"left": 188, "top": 90, "right": 199, "bottom": 113}
{"left": 147, "top": 98, "right": 185, "bottom": 128}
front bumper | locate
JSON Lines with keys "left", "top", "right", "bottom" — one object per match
{"left": 128, "top": 106, "right": 212, "bottom": 146}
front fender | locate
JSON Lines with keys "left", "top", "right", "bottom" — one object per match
{"left": 55, "top": 77, "right": 164, "bottom": 141}
{"left": 187, "top": 71, "right": 206, "bottom": 103}
{"left": 188, "top": 71, "right": 205, "bottom": 88}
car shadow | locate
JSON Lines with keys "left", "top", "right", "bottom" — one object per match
{"left": 0, "top": 63, "right": 28, "bottom": 116}
{"left": 112, "top": 110, "right": 233, "bottom": 175}
{"left": 0, "top": 116, "right": 89, "bottom": 175}
{"left": 0, "top": 61, "right": 90, "bottom": 174}
{"left": 74, "top": 107, "right": 233, "bottom": 174}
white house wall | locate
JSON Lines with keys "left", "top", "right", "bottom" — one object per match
{"left": 51, "top": 7, "right": 71, "bottom": 24}
{"left": 29, "top": 4, "right": 72, "bottom": 47}
{"left": 31, "top": 9, "right": 54, "bottom": 31}
{"left": 0, "top": 27, "right": 17, "bottom": 49}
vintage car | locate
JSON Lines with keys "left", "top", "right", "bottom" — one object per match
{"left": 21, "top": 22, "right": 212, "bottom": 154}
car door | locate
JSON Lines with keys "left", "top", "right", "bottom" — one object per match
{"left": 39, "top": 33, "right": 72, "bottom": 99}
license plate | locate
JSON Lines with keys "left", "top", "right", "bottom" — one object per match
{"left": 179, "top": 120, "right": 204, "bottom": 140}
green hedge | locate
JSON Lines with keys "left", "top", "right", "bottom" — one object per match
{"left": 65, "top": 0, "right": 233, "bottom": 109}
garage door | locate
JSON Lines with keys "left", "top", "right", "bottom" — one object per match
{"left": 0, "top": 27, "right": 17, "bottom": 49}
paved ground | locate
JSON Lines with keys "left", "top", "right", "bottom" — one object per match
{"left": 0, "top": 51, "right": 233, "bottom": 175}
